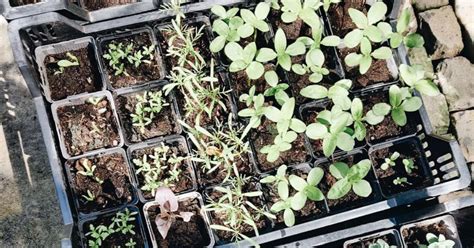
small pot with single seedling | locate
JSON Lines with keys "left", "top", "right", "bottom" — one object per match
{"left": 114, "top": 83, "right": 182, "bottom": 145}
{"left": 343, "top": 229, "right": 403, "bottom": 248}
{"left": 51, "top": 91, "right": 124, "bottom": 159}
{"left": 127, "top": 135, "right": 197, "bottom": 203}
{"left": 97, "top": 26, "right": 166, "bottom": 90}
{"left": 34, "top": 36, "right": 104, "bottom": 102}
{"left": 400, "top": 215, "right": 462, "bottom": 248}
{"left": 79, "top": 207, "right": 149, "bottom": 248}
{"left": 259, "top": 163, "right": 328, "bottom": 229}
{"left": 369, "top": 137, "right": 432, "bottom": 198}
{"left": 65, "top": 148, "right": 136, "bottom": 217}
{"left": 143, "top": 188, "right": 215, "bottom": 248}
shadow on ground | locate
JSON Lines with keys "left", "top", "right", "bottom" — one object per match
{"left": 0, "top": 17, "right": 62, "bottom": 247}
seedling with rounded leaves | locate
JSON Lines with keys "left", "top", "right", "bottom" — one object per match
{"left": 399, "top": 64, "right": 440, "bottom": 96}
{"left": 327, "top": 159, "right": 373, "bottom": 199}
{"left": 238, "top": 2, "right": 271, "bottom": 39}
{"left": 263, "top": 70, "right": 290, "bottom": 106}
{"left": 300, "top": 79, "right": 352, "bottom": 110}
{"left": 403, "top": 158, "right": 417, "bottom": 174}
{"left": 126, "top": 238, "right": 137, "bottom": 247}
{"left": 238, "top": 86, "right": 267, "bottom": 128}
{"left": 419, "top": 233, "right": 455, "bottom": 248}
{"left": 345, "top": 37, "right": 393, "bottom": 74}
{"left": 272, "top": 28, "right": 306, "bottom": 71}
{"left": 154, "top": 187, "right": 194, "bottom": 239}
{"left": 393, "top": 177, "right": 410, "bottom": 186}
{"left": 305, "top": 106, "right": 355, "bottom": 157}
{"left": 381, "top": 152, "right": 400, "bottom": 170}
{"left": 225, "top": 42, "right": 276, "bottom": 79}
{"left": 350, "top": 98, "right": 367, "bottom": 142}
{"left": 288, "top": 167, "right": 325, "bottom": 210}
{"left": 210, "top": 6, "right": 243, "bottom": 53}
{"left": 344, "top": 2, "right": 388, "bottom": 48}
{"left": 130, "top": 90, "right": 169, "bottom": 134}
{"left": 368, "top": 239, "right": 397, "bottom": 248}
{"left": 54, "top": 52, "right": 79, "bottom": 75}
{"left": 388, "top": 85, "right": 422, "bottom": 126}
{"left": 280, "top": 0, "right": 322, "bottom": 29}
{"left": 382, "top": 8, "right": 424, "bottom": 49}
{"left": 260, "top": 130, "right": 299, "bottom": 162}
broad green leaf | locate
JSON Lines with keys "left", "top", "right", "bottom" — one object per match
{"left": 354, "top": 120, "right": 366, "bottom": 141}
{"left": 307, "top": 49, "right": 325, "bottom": 67}
{"left": 352, "top": 179, "right": 372, "bottom": 197}
{"left": 290, "top": 118, "right": 307, "bottom": 133}
{"left": 224, "top": 42, "right": 244, "bottom": 61}
{"left": 260, "top": 175, "right": 276, "bottom": 184}
{"left": 349, "top": 8, "right": 368, "bottom": 29}
{"left": 243, "top": 42, "right": 257, "bottom": 63}
{"left": 330, "top": 114, "right": 349, "bottom": 134}
{"left": 289, "top": 175, "right": 308, "bottom": 191}
{"left": 211, "top": 5, "right": 227, "bottom": 18}
{"left": 292, "top": 64, "right": 307, "bottom": 75}
{"left": 414, "top": 80, "right": 440, "bottom": 96}
{"left": 238, "top": 108, "right": 256, "bottom": 117}
{"left": 283, "top": 208, "right": 295, "bottom": 226}
{"left": 291, "top": 191, "right": 307, "bottom": 210}
{"left": 254, "top": 20, "right": 270, "bottom": 32}
{"left": 365, "top": 110, "right": 385, "bottom": 125}
{"left": 360, "top": 37, "right": 372, "bottom": 55}
{"left": 286, "top": 41, "right": 306, "bottom": 56}
{"left": 300, "top": 8, "right": 321, "bottom": 29}
{"left": 364, "top": 25, "right": 383, "bottom": 43}
{"left": 266, "top": 148, "right": 280, "bottom": 162}
{"left": 402, "top": 97, "right": 422, "bottom": 112}
{"left": 306, "top": 123, "right": 328, "bottom": 140}
{"left": 372, "top": 102, "right": 391, "bottom": 116}
{"left": 327, "top": 178, "right": 351, "bottom": 199}
{"left": 264, "top": 70, "right": 279, "bottom": 87}
{"left": 255, "top": 2, "right": 270, "bottom": 20}
{"left": 371, "top": 47, "right": 392, "bottom": 60}
{"left": 275, "top": 28, "right": 287, "bottom": 54}
{"left": 330, "top": 162, "right": 349, "bottom": 179}
{"left": 264, "top": 106, "right": 282, "bottom": 122}
{"left": 307, "top": 167, "right": 324, "bottom": 186}
{"left": 337, "top": 132, "right": 355, "bottom": 151}
{"left": 271, "top": 201, "right": 287, "bottom": 212}
{"left": 281, "top": 11, "right": 298, "bottom": 23}
{"left": 282, "top": 0, "right": 301, "bottom": 13}
{"left": 389, "top": 85, "right": 402, "bottom": 107}
{"left": 377, "top": 21, "right": 393, "bottom": 38}
{"left": 391, "top": 107, "right": 407, "bottom": 126}
{"left": 57, "top": 60, "right": 77, "bottom": 67}
{"left": 344, "top": 29, "right": 364, "bottom": 48}
{"left": 246, "top": 61, "right": 265, "bottom": 79}
{"left": 256, "top": 48, "right": 278, "bottom": 62}
{"left": 335, "top": 79, "right": 352, "bottom": 90}
{"left": 280, "top": 98, "right": 295, "bottom": 117}
{"left": 321, "top": 35, "right": 341, "bottom": 47}
{"left": 397, "top": 8, "right": 411, "bottom": 33}
{"left": 399, "top": 64, "right": 416, "bottom": 86}
{"left": 212, "top": 19, "right": 229, "bottom": 36}
{"left": 278, "top": 54, "right": 292, "bottom": 71}
{"left": 309, "top": 73, "right": 323, "bottom": 83}
{"left": 323, "top": 134, "right": 337, "bottom": 157}
{"left": 359, "top": 55, "right": 373, "bottom": 74}
{"left": 237, "top": 23, "right": 254, "bottom": 38}
{"left": 345, "top": 53, "right": 363, "bottom": 67}
{"left": 210, "top": 36, "right": 227, "bottom": 53}
{"left": 277, "top": 164, "right": 287, "bottom": 177}
{"left": 351, "top": 98, "right": 363, "bottom": 119}
{"left": 229, "top": 60, "right": 247, "bottom": 72}
{"left": 300, "top": 85, "right": 328, "bottom": 99}
{"left": 278, "top": 181, "right": 289, "bottom": 199}
{"left": 390, "top": 33, "right": 403, "bottom": 48}
{"left": 404, "top": 33, "right": 425, "bottom": 48}
{"left": 240, "top": 9, "right": 257, "bottom": 24}
{"left": 305, "top": 186, "right": 325, "bottom": 201}
{"left": 368, "top": 2, "right": 387, "bottom": 25}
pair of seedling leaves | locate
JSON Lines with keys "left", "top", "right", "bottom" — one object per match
{"left": 54, "top": 52, "right": 79, "bottom": 75}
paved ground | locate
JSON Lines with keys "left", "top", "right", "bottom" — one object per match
{"left": 0, "top": 16, "right": 63, "bottom": 247}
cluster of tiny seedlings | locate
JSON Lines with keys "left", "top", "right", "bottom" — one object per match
{"left": 381, "top": 151, "right": 418, "bottom": 186}
{"left": 130, "top": 90, "right": 169, "bottom": 134}
{"left": 77, "top": 158, "right": 103, "bottom": 202}
{"left": 132, "top": 142, "right": 186, "bottom": 197}
{"left": 54, "top": 52, "right": 79, "bottom": 75}
{"left": 103, "top": 42, "right": 155, "bottom": 76}
{"left": 86, "top": 208, "right": 138, "bottom": 248}
{"left": 368, "top": 239, "right": 397, "bottom": 248}
{"left": 419, "top": 233, "right": 455, "bottom": 248}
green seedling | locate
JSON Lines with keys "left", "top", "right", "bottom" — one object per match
{"left": 300, "top": 79, "right": 352, "bottom": 110}
{"left": 210, "top": 6, "right": 243, "bottom": 52}
{"left": 225, "top": 42, "right": 275, "bottom": 79}
{"left": 399, "top": 64, "right": 440, "bottom": 97}
{"left": 382, "top": 8, "right": 424, "bottom": 49}
{"left": 54, "top": 52, "right": 79, "bottom": 75}
{"left": 272, "top": 28, "right": 306, "bottom": 71}
{"left": 344, "top": 37, "right": 393, "bottom": 74}
{"left": 86, "top": 209, "right": 137, "bottom": 248}
{"left": 130, "top": 90, "right": 169, "bottom": 134}
{"left": 327, "top": 159, "right": 373, "bottom": 199}
{"left": 381, "top": 152, "right": 400, "bottom": 170}
{"left": 238, "top": 86, "right": 267, "bottom": 128}
{"left": 419, "top": 233, "right": 455, "bottom": 248}
{"left": 288, "top": 167, "right": 325, "bottom": 211}
{"left": 280, "top": 0, "right": 322, "bottom": 29}
{"left": 350, "top": 98, "right": 367, "bottom": 142}
{"left": 238, "top": 2, "right": 271, "bottom": 38}
{"left": 86, "top": 224, "right": 115, "bottom": 248}
{"left": 77, "top": 159, "right": 103, "bottom": 184}
{"left": 393, "top": 177, "right": 410, "bottom": 186}
{"left": 125, "top": 238, "right": 137, "bottom": 247}
{"left": 82, "top": 190, "right": 95, "bottom": 202}
{"left": 368, "top": 238, "right": 397, "bottom": 248}
{"left": 403, "top": 158, "right": 417, "bottom": 174}
{"left": 103, "top": 42, "right": 155, "bottom": 76}
{"left": 343, "top": 2, "right": 388, "bottom": 48}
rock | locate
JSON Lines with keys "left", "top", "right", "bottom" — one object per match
{"left": 419, "top": 6, "right": 464, "bottom": 60}
{"left": 451, "top": 110, "right": 474, "bottom": 163}
{"left": 437, "top": 57, "right": 474, "bottom": 112}
{"left": 454, "top": 0, "right": 474, "bottom": 61}
{"left": 414, "top": 0, "right": 449, "bottom": 11}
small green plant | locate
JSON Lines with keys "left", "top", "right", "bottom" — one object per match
{"left": 350, "top": 98, "right": 367, "bottom": 142}
{"left": 54, "top": 52, "right": 79, "bottom": 75}
{"left": 383, "top": 8, "right": 425, "bottom": 49}
{"left": 130, "top": 90, "right": 169, "bottom": 134}
{"left": 399, "top": 64, "right": 440, "bottom": 96}
{"left": 368, "top": 238, "right": 397, "bottom": 248}
{"left": 344, "top": 2, "right": 388, "bottom": 48}
{"left": 393, "top": 177, "right": 409, "bottom": 186}
{"left": 225, "top": 42, "right": 276, "bottom": 79}
{"left": 381, "top": 152, "right": 400, "bottom": 170}
{"left": 327, "top": 159, "right": 373, "bottom": 199}
{"left": 112, "top": 208, "right": 137, "bottom": 235}
{"left": 238, "top": 2, "right": 271, "bottom": 38}
{"left": 288, "top": 167, "right": 325, "bottom": 211}
{"left": 103, "top": 42, "right": 155, "bottom": 76}
{"left": 344, "top": 37, "right": 393, "bottom": 74}
{"left": 86, "top": 209, "right": 137, "bottom": 248}
{"left": 77, "top": 159, "right": 103, "bottom": 184}
{"left": 238, "top": 86, "right": 267, "bottom": 128}
{"left": 125, "top": 238, "right": 137, "bottom": 247}
{"left": 82, "top": 190, "right": 95, "bottom": 202}
{"left": 272, "top": 28, "right": 306, "bottom": 71}
{"left": 403, "top": 158, "right": 417, "bottom": 174}
{"left": 300, "top": 79, "right": 352, "bottom": 110}
{"left": 419, "top": 233, "right": 455, "bottom": 248}
{"left": 388, "top": 85, "right": 422, "bottom": 126}
{"left": 280, "top": 0, "right": 322, "bottom": 28}
{"left": 86, "top": 224, "right": 115, "bottom": 248}
{"left": 210, "top": 6, "right": 243, "bottom": 52}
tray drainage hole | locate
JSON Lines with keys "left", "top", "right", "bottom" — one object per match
{"left": 437, "top": 153, "right": 452, "bottom": 163}
{"left": 429, "top": 161, "right": 435, "bottom": 168}
{"left": 442, "top": 171, "right": 459, "bottom": 180}
{"left": 440, "top": 162, "right": 456, "bottom": 172}
{"left": 425, "top": 150, "right": 432, "bottom": 158}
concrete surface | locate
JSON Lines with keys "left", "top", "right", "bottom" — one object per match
{"left": 0, "top": 16, "right": 62, "bottom": 247}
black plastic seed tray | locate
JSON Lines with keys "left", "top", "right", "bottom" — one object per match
{"left": 6, "top": 0, "right": 471, "bottom": 247}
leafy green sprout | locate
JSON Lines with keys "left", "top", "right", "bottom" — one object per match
{"left": 368, "top": 238, "right": 397, "bottom": 248}
{"left": 399, "top": 64, "right": 440, "bottom": 97}
{"left": 225, "top": 41, "right": 276, "bottom": 80}
{"left": 300, "top": 79, "right": 352, "bottom": 110}
{"left": 419, "top": 233, "right": 455, "bottom": 248}
{"left": 87, "top": 96, "right": 104, "bottom": 106}
{"left": 86, "top": 209, "right": 137, "bottom": 248}
{"left": 350, "top": 98, "right": 367, "bottom": 142}
{"left": 238, "top": 2, "right": 271, "bottom": 39}
{"left": 280, "top": 0, "right": 322, "bottom": 29}
{"left": 263, "top": 70, "right": 291, "bottom": 106}
{"left": 238, "top": 86, "right": 267, "bottom": 128}
{"left": 210, "top": 6, "right": 243, "bottom": 53}
{"left": 130, "top": 90, "right": 169, "bottom": 134}
{"left": 271, "top": 28, "right": 307, "bottom": 71}
{"left": 125, "top": 238, "right": 137, "bottom": 247}
{"left": 403, "top": 158, "right": 417, "bottom": 174}
{"left": 77, "top": 159, "right": 103, "bottom": 184}
{"left": 381, "top": 152, "right": 400, "bottom": 170}
{"left": 393, "top": 177, "right": 410, "bottom": 186}
{"left": 103, "top": 42, "right": 155, "bottom": 76}
{"left": 382, "top": 8, "right": 425, "bottom": 49}
{"left": 327, "top": 159, "right": 373, "bottom": 199}
{"left": 54, "top": 52, "right": 79, "bottom": 75}
{"left": 305, "top": 106, "right": 355, "bottom": 157}
{"left": 82, "top": 190, "right": 95, "bottom": 202}
{"left": 344, "top": 36, "right": 393, "bottom": 75}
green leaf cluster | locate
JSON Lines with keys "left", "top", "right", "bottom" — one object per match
{"left": 54, "top": 52, "right": 79, "bottom": 75}
{"left": 327, "top": 159, "right": 373, "bottom": 199}
{"left": 130, "top": 90, "right": 169, "bottom": 134}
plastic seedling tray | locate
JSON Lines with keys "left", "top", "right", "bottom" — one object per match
{"left": 0, "top": 0, "right": 64, "bottom": 20}
{"left": 5, "top": 0, "right": 471, "bottom": 246}
{"left": 64, "top": 148, "right": 138, "bottom": 218}
{"left": 343, "top": 229, "right": 403, "bottom": 248}
{"left": 34, "top": 36, "right": 105, "bottom": 103}
{"left": 143, "top": 191, "right": 215, "bottom": 248}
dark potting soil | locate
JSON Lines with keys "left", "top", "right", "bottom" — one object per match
{"left": 268, "top": 10, "right": 312, "bottom": 41}
{"left": 81, "top": 0, "right": 136, "bottom": 11}
{"left": 67, "top": 153, "right": 133, "bottom": 214}
{"left": 131, "top": 141, "right": 194, "bottom": 200}
{"left": 327, "top": 0, "right": 368, "bottom": 37}
{"left": 159, "top": 21, "right": 215, "bottom": 70}
{"left": 44, "top": 47, "right": 102, "bottom": 101}
{"left": 116, "top": 89, "right": 180, "bottom": 143}
{"left": 198, "top": 152, "right": 255, "bottom": 187}
{"left": 57, "top": 97, "right": 121, "bottom": 156}
{"left": 9, "top": 0, "right": 40, "bottom": 6}
{"left": 363, "top": 92, "right": 417, "bottom": 145}
{"left": 83, "top": 210, "right": 145, "bottom": 247}
{"left": 101, "top": 32, "right": 163, "bottom": 89}
{"left": 147, "top": 198, "right": 211, "bottom": 248}
{"left": 319, "top": 153, "right": 376, "bottom": 211}
{"left": 371, "top": 139, "right": 432, "bottom": 197}
{"left": 251, "top": 118, "right": 309, "bottom": 172}
{"left": 346, "top": 233, "right": 398, "bottom": 248}
{"left": 207, "top": 181, "right": 268, "bottom": 241}
{"left": 402, "top": 220, "right": 456, "bottom": 248}
{"left": 263, "top": 169, "right": 325, "bottom": 226}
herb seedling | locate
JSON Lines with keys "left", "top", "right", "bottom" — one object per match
{"left": 126, "top": 238, "right": 137, "bottom": 247}
{"left": 103, "top": 42, "right": 155, "bottom": 76}
{"left": 238, "top": 2, "right": 271, "bottom": 38}
{"left": 54, "top": 52, "right": 79, "bottom": 75}
{"left": 327, "top": 159, "right": 373, "bottom": 199}
{"left": 238, "top": 86, "right": 267, "bottom": 128}
{"left": 344, "top": 2, "right": 388, "bottom": 48}
{"left": 368, "top": 239, "right": 397, "bottom": 248}
{"left": 77, "top": 159, "right": 103, "bottom": 184}
{"left": 419, "top": 233, "right": 455, "bottom": 248}
{"left": 272, "top": 28, "right": 306, "bottom": 71}
{"left": 381, "top": 152, "right": 400, "bottom": 170}
{"left": 82, "top": 190, "right": 95, "bottom": 202}
{"left": 393, "top": 177, "right": 410, "bottom": 186}
{"left": 210, "top": 6, "right": 244, "bottom": 52}
{"left": 280, "top": 0, "right": 322, "bottom": 28}
{"left": 350, "top": 98, "right": 367, "bottom": 141}
{"left": 300, "top": 79, "right": 352, "bottom": 110}
{"left": 225, "top": 42, "right": 275, "bottom": 79}
{"left": 344, "top": 37, "right": 393, "bottom": 74}
{"left": 154, "top": 187, "right": 194, "bottom": 239}
{"left": 388, "top": 85, "right": 422, "bottom": 126}
{"left": 399, "top": 64, "right": 440, "bottom": 96}
{"left": 383, "top": 8, "right": 425, "bottom": 49}
{"left": 86, "top": 209, "right": 137, "bottom": 248}
{"left": 87, "top": 224, "right": 115, "bottom": 248}
{"left": 130, "top": 90, "right": 169, "bottom": 134}
{"left": 403, "top": 158, "right": 417, "bottom": 174}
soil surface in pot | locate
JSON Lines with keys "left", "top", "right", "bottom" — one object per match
{"left": 363, "top": 92, "right": 417, "bottom": 145}
{"left": 117, "top": 88, "right": 180, "bottom": 143}
{"left": 327, "top": 0, "right": 368, "bottom": 37}
{"left": 251, "top": 118, "right": 309, "bottom": 172}
{"left": 67, "top": 152, "right": 133, "bottom": 214}
{"left": 9, "top": 0, "right": 39, "bottom": 6}
{"left": 83, "top": 209, "right": 145, "bottom": 247}
{"left": 131, "top": 140, "right": 194, "bottom": 200}
{"left": 268, "top": 10, "right": 312, "bottom": 41}
{"left": 319, "top": 153, "right": 377, "bottom": 211}
{"left": 101, "top": 31, "right": 163, "bottom": 89}
{"left": 57, "top": 97, "right": 120, "bottom": 156}
{"left": 402, "top": 220, "right": 456, "bottom": 248}
{"left": 44, "top": 47, "right": 102, "bottom": 101}
{"left": 147, "top": 198, "right": 211, "bottom": 247}
{"left": 347, "top": 232, "right": 399, "bottom": 248}
{"left": 159, "top": 21, "right": 215, "bottom": 70}
{"left": 81, "top": 0, "right": 136, "bottom": 11}
{"left": 207, "top": 181, "right": 268, "bottom": 241}
{"left": 263, "top": 169, "right": 325, "bottom": 226}
{"left": 371, "top": 139, "right": 432, "bottom": 197}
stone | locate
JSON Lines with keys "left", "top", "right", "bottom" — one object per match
{"left": 454, "top": 0, "right": 474, "bottom": 61}
{"left": 414, "top": 0, "right": 449, "bottom": 11}
{"left": 437, "top": 57, "right": 474, "bottom": 112}
{"left": 419, "top": 6, "right": 464, "bottom": 60}
{"left": 452, "top": 110, "right": 474, "bottom": 163}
